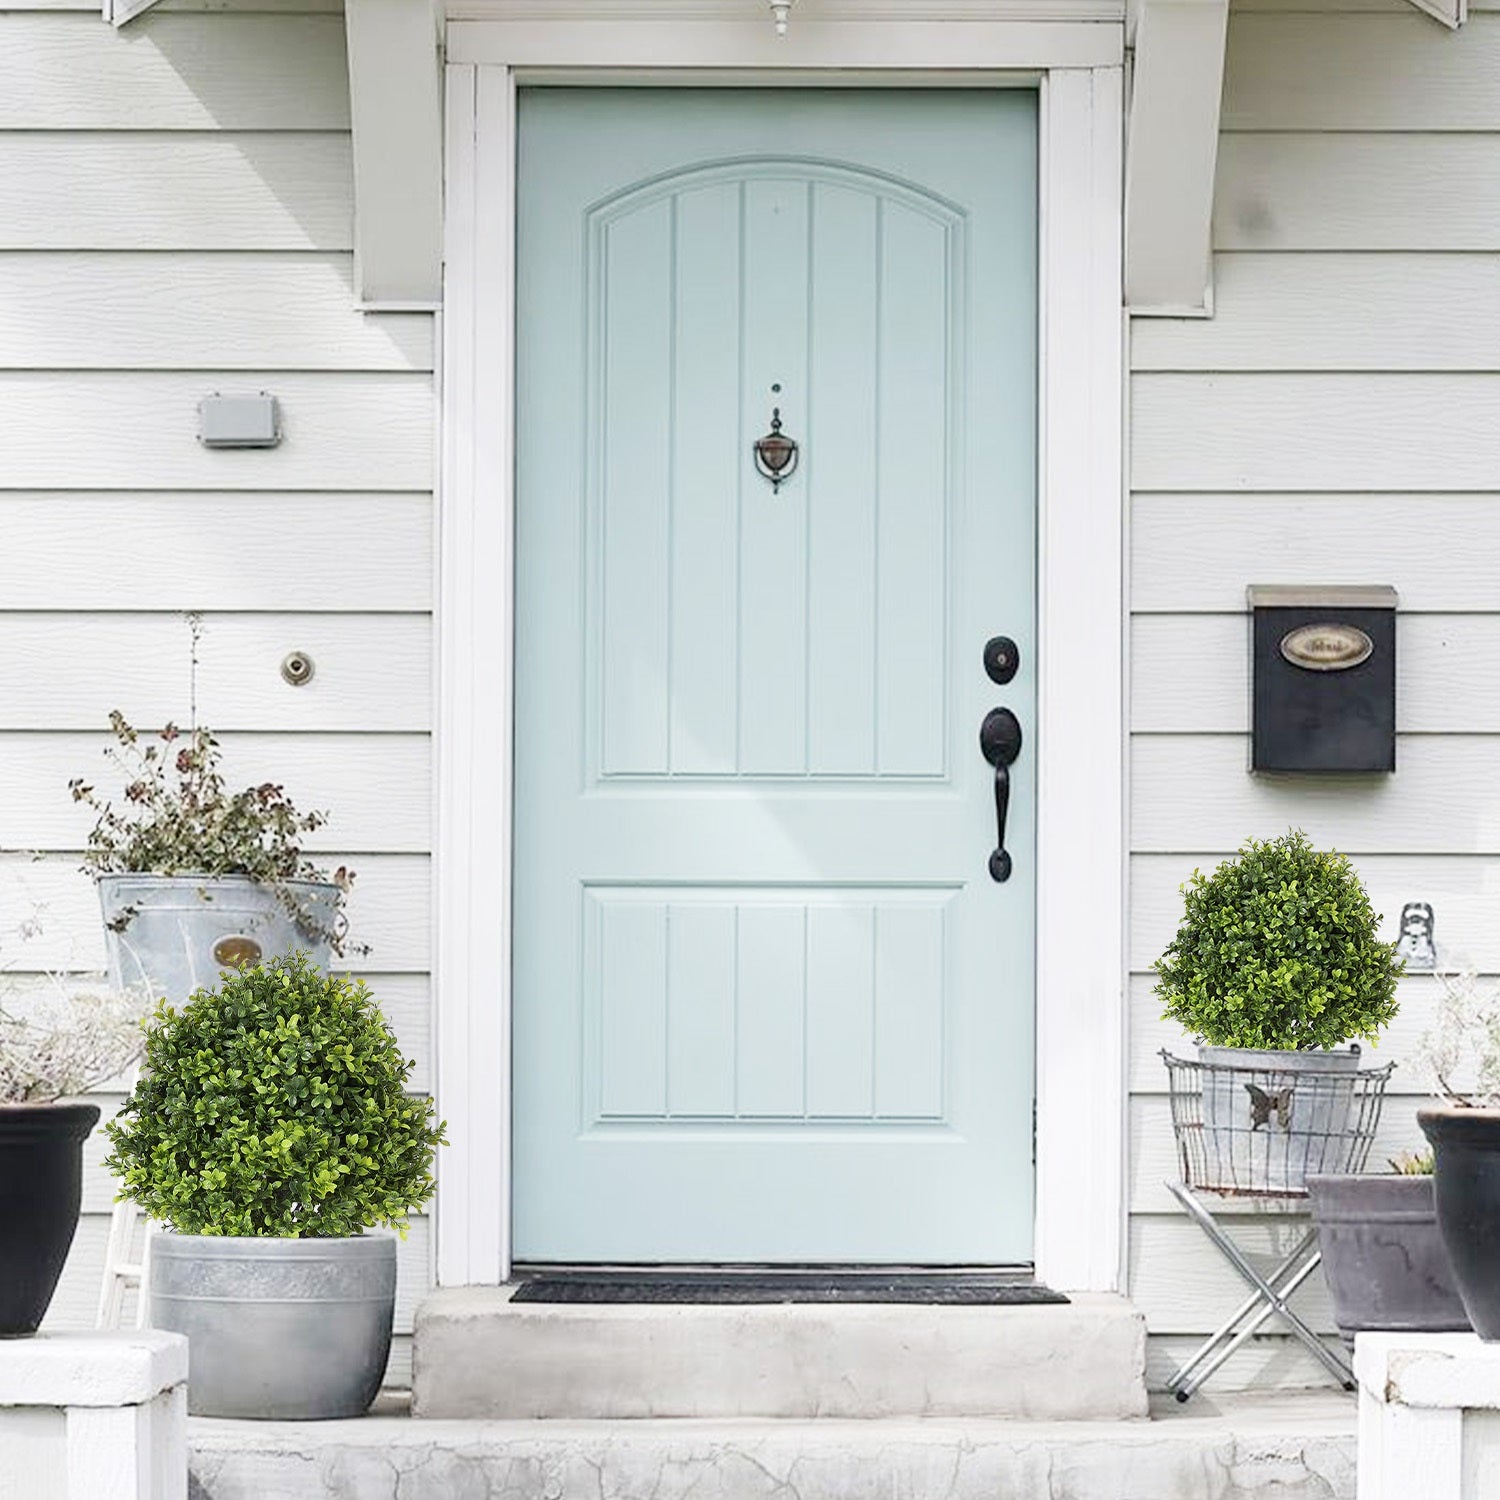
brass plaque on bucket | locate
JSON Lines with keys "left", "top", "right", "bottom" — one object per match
{"left": 213, "top": 935, "right": 262, "bottom": 968}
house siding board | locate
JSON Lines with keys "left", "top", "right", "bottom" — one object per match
{"left": 1214, "top": 134, "right": 1500, "bottom": 251}
{"left": 0, "top": 136, "right": 354, "bottom": 250}
{"left": 0, "top": 255, "right": 433, "bottom": 370}
{"left": 3, "top": 733, "right": 431, "bottom": 851}
{"left": 0, "top": 614, "right": 431, "bottom": 731}
{"left": 1128, "top": 0, "right": 1500, "bottom": 1387}
{"left": 1134, "top": 256, "right": 1500, "bottom": 371}
{"left": 0, "top": 13, "right": 350, "bottom": 129}
{"left": 0, "top": 2, "right": 436, "bottom": 1381}
{"left": 0, "top": 497, "right": 432, "bottom": 609}
{"left": 1133, "top": 494, "right": 1500, "bottom": 611}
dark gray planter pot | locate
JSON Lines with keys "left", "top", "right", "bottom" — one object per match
{"left": 149, "top": 1232, "right": 396, "bottom": 1418}
{"left": 98, "top": 874, "right": 338, "bottom": 1006}
{"left": 1307, "top": 1173, "right": 1469, "bottom": 1346}
{"left": 1420, "top": 1107, "right": 1500, "bottom": 1340}
{"left": 0, "top": 1103, "right": 100, "bottom": 1336}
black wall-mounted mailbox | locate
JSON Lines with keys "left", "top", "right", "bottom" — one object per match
{"left": 1248, "top": 585, "right": 1397, "bottom": 774}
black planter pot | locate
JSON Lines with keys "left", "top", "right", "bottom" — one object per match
{"left": 1419, "top": 1107, "right": 1500, "bottom": 1341}
{"left": 1307, "top": 1173, "right": 1470, "bottom": 1346}
{"left": 0, "top": 1102, "right": 100, "bottom": 1336}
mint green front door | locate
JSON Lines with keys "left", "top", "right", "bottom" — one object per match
{"left": 514, "top": 88, "right": 1038, "bottom": 1263}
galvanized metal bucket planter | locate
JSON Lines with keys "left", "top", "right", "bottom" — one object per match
{"left": 97, "top": 874, "right": 338, "bottom": 1005}
{"left": 1163, "top": 1047, "right": 1388, "bottom": 1197}
{"left": 149, "top": 1233, "right": 396, "bottom": 1418}
{"left": 1195, "top": 1045, "right": 1363, "bottom": 1194}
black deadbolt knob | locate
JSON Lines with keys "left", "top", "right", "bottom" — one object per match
{"left": 984, "top": 636, "right": 1020, "bottom": 686}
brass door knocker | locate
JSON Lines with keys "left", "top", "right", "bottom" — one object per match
{"left": 753, "top": 392, "right": 799, "bottom": 493}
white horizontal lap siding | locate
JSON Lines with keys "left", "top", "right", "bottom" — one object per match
{"left": 0, "top": 256, "right": 433, "bottom": 371}
{"left": 0, "top": 5, "right": 437, "bottom": 1376}
{"left": 1126, "top": 0, "right": 1500, "bottom": 1386}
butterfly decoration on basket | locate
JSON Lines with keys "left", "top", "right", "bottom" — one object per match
{"left": 1245, "top": 1083, "right": 1294, "bottom": 1131}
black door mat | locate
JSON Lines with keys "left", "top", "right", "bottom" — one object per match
{"left": 510, "top": 1271, "right": 1069, "bottom": 1305}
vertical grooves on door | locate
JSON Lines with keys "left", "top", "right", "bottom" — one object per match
{"left": 665, "top": 196, "right": 680, "bottom": 771}
{"left": 596, "top": 221, "right": 612, "bottom": 784}
{"left": 869, "top": 904, "right": 881, "bottom": 1112}
{"left": 802, "top": 180, "right": 816, "bottom": 775}
{"left": 938, "top": 902, "right": 950, "bottom": 1116}
{"left": 871, "top": 197, "right": 885, "bottom": 775}
{"left": 733, "top": 180, "right": 748, "bottom": 776}
{"left": 662, "top": 903, "right": 673, "bottom": 1114}
{"left": 731, "top": 906, "right": 741, "bottom": 1118}
{"left": 940, "top": 220, "right": 956, "bottom": 783}
{"left": 800, "top": 903, "right": 811, "bottom": 1118}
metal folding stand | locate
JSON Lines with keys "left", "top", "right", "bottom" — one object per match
{"left": 1158, "top": 1049, "right": 1394, "bottom": 1402}
{"left": 1162, "top": 1180, "right": 1353, "bottom": 1401}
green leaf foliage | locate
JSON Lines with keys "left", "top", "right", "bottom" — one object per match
{"left": 1155, "top": 829, "right": 1402, "bottom": 1051}
{"left": 104, "top": 953, "right": 445, "bottom": 1237}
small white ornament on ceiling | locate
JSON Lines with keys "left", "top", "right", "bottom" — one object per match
{"left": 770, "top": 0, "right": 796, "bottom": 36}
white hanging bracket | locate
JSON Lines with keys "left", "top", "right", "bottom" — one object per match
{"left": 770, "top": 0, "right": 795, "bottom": 37}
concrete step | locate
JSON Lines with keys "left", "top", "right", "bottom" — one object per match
{"left": 412, "top": 1288, "right": 1149, "bottom": 1421}
{"left": 186, "top": 1392, "right": 1358, "bottom": 1500}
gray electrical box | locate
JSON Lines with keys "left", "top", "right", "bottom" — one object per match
{"left": 199, "top": 393, "right": 280, "bottom": 449}
{"left": 1248, "top": 585, "right": 1398, "bottom": 774}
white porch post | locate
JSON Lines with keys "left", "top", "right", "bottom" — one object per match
{"left": 435, "top": 61, "right": 517, "bottom": 1286}
{"left": 0, "top": 1332, "right": 188, "bottom": 1500}
{"left": 1034, "top": 65, "right": 1127, "bottom": 1293}
{"left": 1354, "top": 1333, "right": 1500, "bottom": 1500}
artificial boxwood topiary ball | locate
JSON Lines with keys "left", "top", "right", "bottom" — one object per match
{"left": 1155, "top": 829, "right": 1402, "bottom": 1052}
{"left": 105, "top": 952, "right": 444, "bottom": 1237}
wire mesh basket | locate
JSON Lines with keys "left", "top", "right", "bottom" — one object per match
{"left": 1161, "top": 1049, "right": 1394, "bottom": 1199}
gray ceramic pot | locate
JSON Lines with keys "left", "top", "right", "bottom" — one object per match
{"left": 98, "top": 874, "right": 338, "bottom": 1006}
{"left": 149, "top": 1233, "right": 396, "bottom": 1418}
{"left": 1307, "top": 1173, "right": 1469, "bottom": 1346}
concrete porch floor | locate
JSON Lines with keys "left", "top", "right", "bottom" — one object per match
{"left": 186, "top": 1389, "right": 1357, "bottom": 1500}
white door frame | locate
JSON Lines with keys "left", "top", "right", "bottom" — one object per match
{"left": 436, "top": 23, "right": 1126, "bottom": 1293}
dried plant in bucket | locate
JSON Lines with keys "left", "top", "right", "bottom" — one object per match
{"left": 69, "top": 710, "right": 356, "bottom": 957}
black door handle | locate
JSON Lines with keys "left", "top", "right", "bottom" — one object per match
{"left": 979, "top": 707, "right": 1023, "bottom": 883}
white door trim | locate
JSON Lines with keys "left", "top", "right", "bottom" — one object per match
{"left": 437, "top": 48, "right": 1125, "bottom": 1293}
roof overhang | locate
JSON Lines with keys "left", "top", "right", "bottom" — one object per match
{"left": 103, "top": 0, "right": 1464, "bottom": 315}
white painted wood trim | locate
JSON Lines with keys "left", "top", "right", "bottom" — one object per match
{"left": 1406, "top": 0, "right": 1466, "bottom": 28}
{"left": 434, "top": 60, "right": 515, "bottom": 1285}
{"left": 448, "top": 18, "right": 1123, "bottom": 67}
{"left": 1124, "top": 0, "right": 1228, "bottom": 315}
{"left": 438, "top": 47, "right": 1126, "bottom": 1292}
{"left": 345, "top": 0, "right": 445, "bottom": 306}
{"left": 1034, "top": 65, "right": 1126, "bottom": 1293}
{"left": 105, "top": 0, "right": 162, "bottom": 28}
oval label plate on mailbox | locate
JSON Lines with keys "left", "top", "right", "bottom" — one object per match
{"left": 1279, "top": 622, "right": 1375, "bottom": 672}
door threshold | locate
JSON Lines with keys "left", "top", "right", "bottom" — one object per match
{"left": 513, "top": 1262, "right": 1038, "bottom": 1275}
